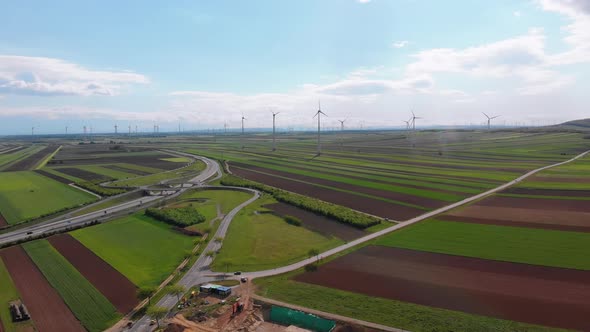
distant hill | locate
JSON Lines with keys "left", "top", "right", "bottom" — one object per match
{"left": 560, "top": 118, "right": 590, "bottom": 129}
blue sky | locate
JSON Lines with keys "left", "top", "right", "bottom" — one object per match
{"left": 1, "top": 0, "right": 589, "bottom": 134}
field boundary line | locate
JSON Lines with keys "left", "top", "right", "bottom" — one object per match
{"left": 34, "top": 145, "right": 61, "bottom": 170}
{"left": 245, "top": 149, "right": 590, "bottom": 279}
{"left": 68, "top": 183, "right": 102, "bottom": 199}
{"left": 252, "top": 294, "right": 409, "bottom": 332}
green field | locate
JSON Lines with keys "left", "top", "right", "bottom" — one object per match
{"left": 160, "top": 157, "right": 191, "bottom": 163}
{"left": 254, "top": 270, "right": 561, "bottom": 332}
{"left": 0, "top": 259, "right": 36, "bottom": 332}
{"left": 376, "top": 220, "right": 590, "bottom": 270}
{"left": 0, "top": 171, "right": 97, "bottom": 224}
{"left": 176, "top": 189, "right": 253, "bottom": 221}
{"left": 0, "top": 146, "right": 43, "bottom": 171}
{"left": 211, "top": 196, "right": 343, "bottom": 272}
{"left": 110, "top": 160, "right": 205, "bottom": 187}
{"left": 71, "top": 214, "right": 195, "bottom": 288}
{"left": 23, "top": 240, "right": 120, "bottom": 332}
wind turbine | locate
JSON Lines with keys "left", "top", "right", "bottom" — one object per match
{"left": 241, "top": 115, "right": 246, "bottom": 135}
{"left": 482, "top": 112, "right": 500, "bottom": 130}
{"left": 114, "top": 124, "right": 118, "bottom": 134}
{"left": 338, "top": 119, "right": 346, "bottom": 131}
{"left": 410, "top": 111, "right": 421, "bottom": 131}
{"left": 313, "top": 100, "right": 327, "bottom": 155}
{"left": 271, "top": 110, "right": 280, "bottom": 151}
{"left": 65, "top": 125, "right": 68, "bottom": 135}
{"left": 403, "top": 119, "right": 411, "bottom": 133}
{"left": 241, "top": 115, "right": 247, "bottom": 149}
{"left": 31, "top": 126, "right": 35, "bottom": 136}
{"left": 128, "top": 125, "right": 131, "bottom": 135}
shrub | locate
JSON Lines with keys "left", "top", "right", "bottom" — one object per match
{"left": 284, "top": 215, "right": 302, "bottom": 226}
{"left": 75, "top": 181, "right": 126, "bottom": 196}
{"left": 145, "top": 207, "right": 206, "bottom": 227}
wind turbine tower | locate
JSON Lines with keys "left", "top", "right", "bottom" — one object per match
{"left": 271, "top": 111, "right": 280, "bottom": 151}
{"left": 31, "top": 126, "right": 35, "bottom": 137}
{"left": 338, "top": 119, "right": 346, "bottom": 131}
{"left": 114, "top": 124, "right": 118, "bottom": 135}
{"left": 65, "top": 125, "right": 68, "bottom": 135}
{"left": 482, "top": 112, "right": 500, "bottom": 130}
{"left": 410, "top": 111, "right": 421, "bottom": 131}
{"left": 241, "top": 115, "right": 246, "bottom": 135}
{"left": 313, "top": 100, "right": 327, "bottom": 155}
{"left": 128, "top": 125, "right": 131, "bottom": 135}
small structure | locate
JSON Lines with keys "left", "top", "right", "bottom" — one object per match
{"left": 9, "top": 300, "right": 30, "bottom": 322}
{"left": 199, "top": 283, "right": 232, "bottom": 297}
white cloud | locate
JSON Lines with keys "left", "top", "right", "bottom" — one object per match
{"left": 392, "top": 41, "right": 409, "bottom": 48}
{"left": 513, "top": 11, "right": 522, "bottom": 17}
{"left": 0, "top": 55, "right": 149, "bottom": 96}
{"left": 358, "top": 0, "right": 371, "bottom": 3}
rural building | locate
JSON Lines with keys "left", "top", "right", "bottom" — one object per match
{"left": 199, "top": 283, "right": 232, "bottom": 297}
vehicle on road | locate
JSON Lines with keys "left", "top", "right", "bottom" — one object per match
{"left": 234, "top": 271, "right": 242, "bottom": 275}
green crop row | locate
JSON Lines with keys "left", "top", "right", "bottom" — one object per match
{"left": 221, "top": 174, "right": 381, "bottom": 229}
{"left": 23, "top": 240, "right": 120, "bottom": 332}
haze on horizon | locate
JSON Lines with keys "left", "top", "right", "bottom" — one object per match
{"left": 1, "top": 0, "right": 589, "bottom": 135}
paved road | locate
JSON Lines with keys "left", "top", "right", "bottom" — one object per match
{"left": 129, "top": 186, "right": 260, "bottom": 332}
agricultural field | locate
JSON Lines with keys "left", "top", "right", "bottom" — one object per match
{"left": 0, "top": 145, "right": 41, "bottom": 171}
{"left": 0, "top": 171, "right": 96, "bottom": 225}
{"left": 211, "top": 195, "right": 345, "bottom": 272}
{"left": 109, "top": 160, "right": 204, "bottom": 187}
{"left": 3, "top": 145, "right": 59, "bottom": 171}
{"left": 0, "top": 246, "right": 84, "bottom": 332}
{"left": 174, "top": 188, "right": 254, "bottom": 222}
{"left": 71, "top": 213, "right": 195, "bottom": 288}
{"left": 23, "top": 240, "right": 120, "bottom": 332}
{"left": 236, "top": 131, "right": 590, "bottom": 331}
{"left": 0, "top": 259, "right": 35, "bottom": 332}
{"left": 177, "top": 131, "right": 589, "bottom": 221}
{"left": 48, "top": 234, "right": 138, "bottom": 314}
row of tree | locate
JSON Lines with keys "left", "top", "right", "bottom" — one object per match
{"left": 221, "top": 175, "right": 381, "bottom": 229}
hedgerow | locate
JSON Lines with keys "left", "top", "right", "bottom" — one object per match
{"left": 221, "top": 175, "right": 381, "bottom": 229}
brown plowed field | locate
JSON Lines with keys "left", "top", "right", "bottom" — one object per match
{"left": 296, "top": 246, "right": 590, "bottom": 330}
{"left": 102, "top": 164, "right": 150, "bottom": 175}
{"left": 527, "top": 175, "right": 590, "bottom": 183}
{"left": 266, "top": 202, "right": 365, "bottom": 241}
{"left": 476, "top": 195, "right": 590, "bottom": 212}
{"left": 53, "top": 154, "right": 183, "bottom": 170}
{"left": 0, "top": 246, "right": 84, "bottom": 332}
{"left": 231, "top": 162, "right": 453, "bottom": 210}
{"left": 34, "top": 169, "right": 72, "bottom": 184}
{"left": 4, "top": 145, "right": 57, "bottom": 171}
{"left": 0, "top": 213, "right": 6, "bottom": 227}
{"left": 48, "top": 234, "right": 138, "bottom": 313}
{"left": 501, "top": 187, "right": 590, "bottom": 197}
{"left": 256, "top": 160, "right": 467, "bottom": 196}
{"left": 441, "top": 215, "right": 590, "bottom": 233}
{"left": 230, "top": 166, "right": 423, "bottom": 220}
{"left": 55, "top": 167, "right": 111, "bottom": 181}
{"left": 446, "top": 205, "right": 590, "bottom": 231}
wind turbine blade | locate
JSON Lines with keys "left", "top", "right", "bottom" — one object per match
{"left": 482, "top": 112, "right": 490, "bottom": 119}
{"left": 491, "top": 115, "right": 500, "bottom": 119}
{"left": 313, "top": 112, "right": 318, "bottom": 118}
{"left": 319, "top": 111, "right": 327, "bottom": 116}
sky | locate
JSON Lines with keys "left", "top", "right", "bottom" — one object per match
{"left": 1, "top": 0, "right": 589, "bottom": 135}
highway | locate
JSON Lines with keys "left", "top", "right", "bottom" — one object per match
{"left": 0, "top": 152, "right": 221, "bottom": 247}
